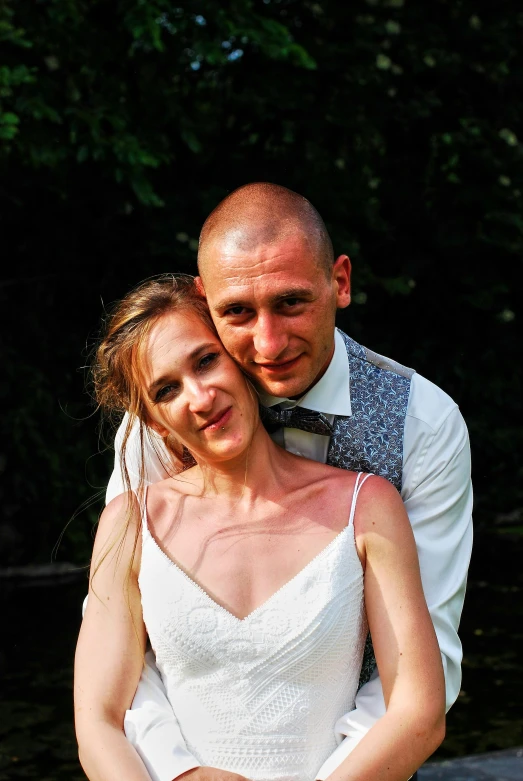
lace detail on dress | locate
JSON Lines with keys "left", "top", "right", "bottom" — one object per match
{"left": 138, "top": 476, "right": 369, "bottom": 781}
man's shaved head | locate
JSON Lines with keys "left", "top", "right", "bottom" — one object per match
{"left": 194, "top": 182, "right": 351, "bottom": 398}
{"left": 197, "top": 182, "right": 334, "bottom": 279}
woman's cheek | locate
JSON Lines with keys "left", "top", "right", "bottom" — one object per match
{"left": 157, "top": 405, "right": 177, "bottom": 432}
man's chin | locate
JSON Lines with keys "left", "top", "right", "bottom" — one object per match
{"left": 240, "top": 355, "right": 320, "bottom": 399}
{"left": 252, "top": 374, "right": 311, "bottom": 400}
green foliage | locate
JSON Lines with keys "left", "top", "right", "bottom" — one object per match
{"left": 1, "top": 0, "right": 522, "bottom": 564}
{"left": 0, "top": 0, "right": 315, "bottom": 205}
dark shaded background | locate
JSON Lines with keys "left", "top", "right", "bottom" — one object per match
{"left": 1, "top": 0, "right": 522, "bottom": 777}
{"left": 2, "top": 0, "right": 522, "bottom": 566}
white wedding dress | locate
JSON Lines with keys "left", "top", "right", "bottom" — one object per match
{"left": 138, "top": 474, "right": 370, "bottom": 781}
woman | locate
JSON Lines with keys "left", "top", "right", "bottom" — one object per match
{"left": 75, "top": 274, "right": 445, "bottom": 781}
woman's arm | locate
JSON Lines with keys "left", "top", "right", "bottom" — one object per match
{"left": 74, "top": 493, "right": 151, "bottom": 781}
{"left": 327, "top": 476, "right": 446, "bottom": 781}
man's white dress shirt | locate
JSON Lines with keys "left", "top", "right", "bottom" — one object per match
{"left": 105, "top": 329, "right": 473, "bottom": 781}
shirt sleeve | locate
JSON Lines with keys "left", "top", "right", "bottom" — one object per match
{"left": 402, "top": 390, "right": 473, "bottom": 712}
{"left": 124, "top": 650, "right": 201, "bottom": 781}
{"left": 105, "top": 413, "right": 172, "bottom": 503}
{"left": 316, "top": 379, "right": 473, "bottom": 779}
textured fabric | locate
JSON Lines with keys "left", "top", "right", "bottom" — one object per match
{"left": 259, "top": 404, "right": 334, "bottom": 436}
{"left": 325, "top": 332, "right": 412, "bottom": 690}
{"left": 123, "top": 649, "right": 200, "bottom": 781}
{"left": 327, "top": 333, "right": 412, "bottom": 492}
{"left": 113, "top": 329, "right": 472, "bottom": 781}
{"left": 138, "top": 475, "right": 370, "bottom": 781}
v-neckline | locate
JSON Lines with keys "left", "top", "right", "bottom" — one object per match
{"left": 144, "top": 522, "right": 350, "bottom": 623}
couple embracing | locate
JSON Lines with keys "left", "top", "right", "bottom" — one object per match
{"left": 75, "top": 183, "right": 472, "bottom": 781}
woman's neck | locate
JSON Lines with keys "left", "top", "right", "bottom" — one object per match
{"left": 194, "top": 423, "right": 291, "bottom": 504}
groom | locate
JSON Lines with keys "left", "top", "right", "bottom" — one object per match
{"left": 107, "top": 183, "right": 473, "bottom": 781}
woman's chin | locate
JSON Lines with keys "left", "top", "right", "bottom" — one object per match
{"left": 200, "top": 431, "right": 253, "bottom": 464}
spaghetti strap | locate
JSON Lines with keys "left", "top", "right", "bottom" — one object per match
{"left": 348, "top": 472, "right": 373, "bottom": 528}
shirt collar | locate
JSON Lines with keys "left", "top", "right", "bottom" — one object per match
{"left": 258, "top": 328, "right": 352, "bottom": 416}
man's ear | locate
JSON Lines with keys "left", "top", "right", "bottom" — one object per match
{"left": 333, "top": 255, "right": 351, "bottom": 309}
{"left": 195, "top": 276, "right": 206, "bottom": 298}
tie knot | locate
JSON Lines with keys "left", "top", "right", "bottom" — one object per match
{"left": 259, "top": 404, "right": 333, "bottom": 437}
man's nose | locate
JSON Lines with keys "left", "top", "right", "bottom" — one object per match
{"left": 253, "top": 314, "right": 289, "bottom": 360}
{"left": 186, "top": 379, "right": 216, "bottom": 413}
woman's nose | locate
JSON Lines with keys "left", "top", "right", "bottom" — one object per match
{"left": 186, "top": 379, "right": 216, "bottom": 413}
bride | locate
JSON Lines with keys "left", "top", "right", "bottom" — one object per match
{"left": 74, "top": 274, "right": 445, "bottom": 781}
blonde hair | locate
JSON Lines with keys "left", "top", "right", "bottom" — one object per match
{"left": 91, "top": 273, "right": 215, "bottom": 592}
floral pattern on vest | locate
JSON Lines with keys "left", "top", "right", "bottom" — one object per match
{"left": 327, "top": 331, "right": 413, "bottom": 687}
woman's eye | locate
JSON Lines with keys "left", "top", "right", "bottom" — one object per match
{"left": 155, "top": 384, "right": 179, "bottom": 403}
{"left": 198, "top": 352, "right": 219, "bottom": 370}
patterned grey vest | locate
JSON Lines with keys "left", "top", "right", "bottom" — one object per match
{"left": 328, "top": 331, "right": 414, "bottom": 687}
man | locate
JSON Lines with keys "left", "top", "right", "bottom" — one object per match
{"left": 107, "top": 183, "right": 472, "bottom": 781}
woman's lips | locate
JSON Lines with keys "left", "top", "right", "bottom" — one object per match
{"left": 200, "top": 406, "right": 233, "bottom": 432}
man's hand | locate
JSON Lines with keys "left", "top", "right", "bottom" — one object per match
{"left": 178, "top": 768, "right": 250, "bottom": 781}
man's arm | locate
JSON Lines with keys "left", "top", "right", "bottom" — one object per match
{"left": 403, "top": 404, "right": 473, "bottom": 709}
{"left": 316, "top": 388, "right": 473, "bottom": 778}
{"left": 123, "top": 650, "right": 202, "bottom": 781}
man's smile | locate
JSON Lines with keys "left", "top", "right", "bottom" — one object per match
{"left": 254, "top": 354, "right": 304, "bottom": 373}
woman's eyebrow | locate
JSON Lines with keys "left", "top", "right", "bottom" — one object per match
{"left": 148, "top": 374, "right": 173, "bottom": 398}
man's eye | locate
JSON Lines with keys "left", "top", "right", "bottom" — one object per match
{"left": 282, "top": 297, "right": 301, "bottom": 307}
{"left": 225, "top": 305, "right": 248, "bottom": 316}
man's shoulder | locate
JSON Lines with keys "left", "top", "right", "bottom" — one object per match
{"left": 339, "top": 331, "right": 459, "bottom": 433}
{"left": 338, "top": 330, "right": 414, "bottom": 382}
{"left": 408, "top": 371, "right": 459, "bottom": 434}
{"left": 362, "top": 345, "right": 415, "bottom": 382}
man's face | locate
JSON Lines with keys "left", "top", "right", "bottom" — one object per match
{"left": 198, "top": 234, "right": 351, "bottom": 398}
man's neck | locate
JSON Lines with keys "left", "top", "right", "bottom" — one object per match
{"left": 288, "top": 343, "right": 336, "bottom": 400}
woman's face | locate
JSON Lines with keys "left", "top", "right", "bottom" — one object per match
{"left": 140, "top": 309, "right": 259, "bottom": 464}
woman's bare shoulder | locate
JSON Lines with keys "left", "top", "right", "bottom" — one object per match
{"left": 356, "top": 472, "right": 400, "bottom": 500}
{"left": 351, "top": 473, "right": 408, "bottom": 536}
{"left": 148, "top": 466, "right": 204, "bottom": 499}
{"left": 285, "top": 455, "right": 360, "bottom": 496}
{"left": 91, "top": 492, "right": 142, "bottom": 581}
{"left": 324, "top": 467, "right": 401, "bottom": 506}
{"left": 100, "top": 490, "right": 140, "bottom": 531}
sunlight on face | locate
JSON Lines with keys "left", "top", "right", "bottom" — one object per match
{"left": 199, "top": 235, "right": 350, "bottom": 399}
{"left": 140, "top": 310, "right": 259, "bottom": 464}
